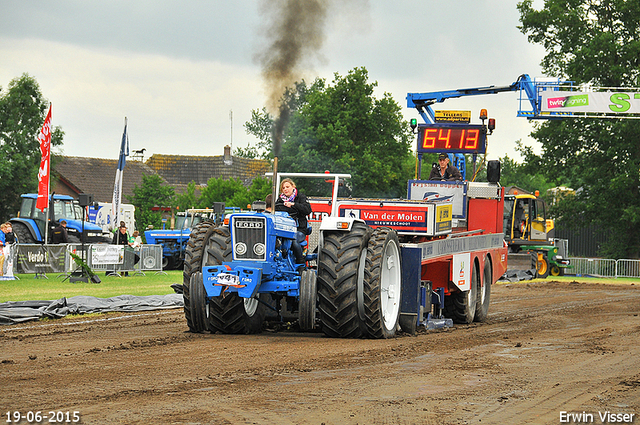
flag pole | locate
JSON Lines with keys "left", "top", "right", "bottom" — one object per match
{"left": 45, "top": 106, "right": 51, "bottom": 245}
{"left": 112, "top": 117, "right": 128, "bottom": 232}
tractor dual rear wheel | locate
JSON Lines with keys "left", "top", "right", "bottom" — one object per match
{"left": 317, "top": 222, "right": 371, "bottom": 338}
{"left": 362, "top": 227, "right": 402, "bottom": 339}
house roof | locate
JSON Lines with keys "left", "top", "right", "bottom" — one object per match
{"left": 52, "top": 156, "right": 164, "bottom": 203}
{"left": 145, "top": 154, "right": 271, "bottom": 186}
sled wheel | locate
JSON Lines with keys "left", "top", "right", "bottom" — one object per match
{"left": 299, "top": 270, "right": 317, "bottom": 331}
{"left": 317, "top": 222, "right": 371, "bottom": 338}
{"left": 363, "top": 227, "right": 402, "bottom": 339}
{"left": 444, "top": 261, "right": 479, "bottom": 324}
{"left": 474, "top": 257, "right": 492, "bottom": 322}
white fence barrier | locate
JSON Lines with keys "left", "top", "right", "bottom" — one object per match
{"left": 566, "top": 257, "right": 640, "bottom": 278}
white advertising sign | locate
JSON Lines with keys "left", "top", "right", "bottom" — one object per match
{"left": 452, "top": 252, "right": 471, "bottom": 291}
{"left": 91, "top": 245, "right": 124, "bottom": 265}
{"left": 541, "top": 91, "right": 640, "bottom": 114}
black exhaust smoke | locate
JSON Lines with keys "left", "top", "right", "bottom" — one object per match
{"left": 256, "top": 0, "right": 329, "bottom": 156}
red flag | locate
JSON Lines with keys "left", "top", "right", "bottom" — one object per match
{"left": 36, "top": 105, "right": 52, "bottom": 212}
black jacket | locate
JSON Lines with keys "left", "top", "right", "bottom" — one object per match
{"left": 275, "top": 191, "right": 312, "bottom": 234}
{"left": 112, "top": 230, "right": 130, "bottom": 246}
{"left": 429, "top": 163, "right": 463, "bottom": 181}
{"left": 51, "top": 225, "right": 69, "bottom": 244}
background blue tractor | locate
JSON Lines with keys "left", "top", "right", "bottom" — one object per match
{"left": 10, "top": 194, "right": 112, "bottom": 244}
{"left": 144, "top": 204, "right": 231, "bottom": 270}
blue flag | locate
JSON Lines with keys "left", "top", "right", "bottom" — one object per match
{"left": 112, "top": 118, "right": 129, "bottom": 227}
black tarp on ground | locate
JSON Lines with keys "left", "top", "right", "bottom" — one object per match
{"left": 498, "top": 269, "right": 537, "bottom": 282}
{"left": 0, "top": 294, "right": 183, "bottom": 325}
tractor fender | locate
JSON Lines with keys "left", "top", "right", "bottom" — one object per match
{"left": 9, "top": 218, "right": 42, "bottom": 242}
{"left": 318, "top": 216, "right": 366, "bottom": 232}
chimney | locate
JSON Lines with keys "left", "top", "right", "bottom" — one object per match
{"left": 223, "top": 145, "right": 233, "bottom": 166}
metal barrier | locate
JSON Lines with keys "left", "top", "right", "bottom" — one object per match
{"left": 88, "top": 244, "right": 138, "bottom": 277}
{"left": 566, "top": 257, "right": 640, "bottom": 278}
{"left": 614, "top": 259, "right": 640, "bottom": 278}
{"left": 12, "top": 243, "right": 165, "bottom": 278}
{"left": 134, "top": 244, "right": 166, "bottom": 275}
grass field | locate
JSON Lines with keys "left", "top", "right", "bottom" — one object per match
{"left": 0, "top": 270, "right": 184, "bottom": 303}
{"left": 1, "top": 272, "right": 638, "bottom": 304}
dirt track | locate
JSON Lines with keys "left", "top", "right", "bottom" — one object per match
{"left": 1, "top": 281, "right": 639, "bottom": 425}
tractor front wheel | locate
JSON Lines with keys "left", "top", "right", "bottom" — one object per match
{"left": 182, "top": 220, "right": 218, "bottom": 332}
{"left": 187, "top": 272, "right": 208, "bottom": 333}
{"left": 208, "top": 293, "right": 267, "bottom": 334}
{"left": 550, "top": 264, "right": 564, "bottom": 276}
{"left": 299, "top": 270, "right": 317, "bottom": 331}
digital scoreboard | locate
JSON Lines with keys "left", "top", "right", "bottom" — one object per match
{"left": 416, "top": 123, "right": 487, "bottom": 154}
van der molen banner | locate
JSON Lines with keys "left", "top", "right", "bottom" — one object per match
{"left": 541, "top": 91, "right": 640, "bottom": 114}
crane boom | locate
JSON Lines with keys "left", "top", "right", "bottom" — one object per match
{"left": 408, "top": 74, "right": 640, "bottom": 124}
{"left": 406, "top": 74, "right": 574, "bottom": 124}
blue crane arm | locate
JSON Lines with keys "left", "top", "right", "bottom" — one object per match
{"left": 407, "top": 74, "right": 567, "bottom": 124}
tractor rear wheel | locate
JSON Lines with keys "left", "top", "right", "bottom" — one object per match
{"left": 363, "top": 227, "right": 402, "bottom": 339}
{"left": 12, "top": 222, "right": 36, "bottom": 244}
{"left": 474, "top": 258, "right": 492, "bottom": 322}
{"left": 444, "top": 261, "right": 479, "bottom": 324}
{"left": 299, "top": 270, "right": 317, "bottom": 331}
{"left": 187, "top": 272, "right": 208, "bottom": 333}
{"left": 317, "top": 222, "right": 371, "bottom": 338}
{"left": 182, "top": 220, "right": 218, "bottom": 332}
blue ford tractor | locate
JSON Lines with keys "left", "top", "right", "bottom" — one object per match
{"left": 182, "top": 173, "right": 403, "bottom": 338}
{"left": 145, "top": 205, "right": 236, "bottom": 270}
{"left": 10, "top": 194, "right": 112, "bottom": 244}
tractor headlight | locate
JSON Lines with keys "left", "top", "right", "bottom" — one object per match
{"left": 254, "top": 243, "right": 266, "bottom": 256}
{"left": 235, "top": 242, "right": 247, "bottom": 256}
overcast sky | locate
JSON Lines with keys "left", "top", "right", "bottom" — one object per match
{"left": 0, "top": 0, "right": 546, "bottom": 163}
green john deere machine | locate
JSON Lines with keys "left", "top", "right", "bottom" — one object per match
{"left": 503, "top": 192, "right": 570, "bottom": 278}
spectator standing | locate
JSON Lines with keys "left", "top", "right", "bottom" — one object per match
{"left": 51, "top": 220, "right": 69, "bottom": 244}
{"left": 1, "top": 223, "right": 15, "bottom": 277}
{"left": 0, "top": 223, "right": 6, "bottom": 276}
